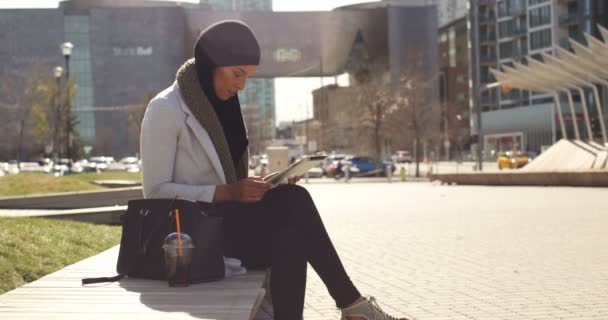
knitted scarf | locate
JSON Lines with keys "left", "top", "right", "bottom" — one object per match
{"left": 175, "top": 58, "right": 249, "bottom": 184}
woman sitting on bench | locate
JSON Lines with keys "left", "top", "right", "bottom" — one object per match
{"left": 140, "top": 20, "right": 414, "bottom": 320}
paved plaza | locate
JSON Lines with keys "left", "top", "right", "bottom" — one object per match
{"left": 299, "top": 182, "right": 608, "bottom": 320}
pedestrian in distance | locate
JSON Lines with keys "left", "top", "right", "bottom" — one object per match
{"left": 140, "top": 20, "right": 414, "bottom": 320}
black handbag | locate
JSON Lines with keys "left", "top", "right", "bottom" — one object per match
{"left": 82, "top": 198, "right": 225, "bottom": 285}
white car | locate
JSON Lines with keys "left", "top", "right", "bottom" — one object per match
{"left": 306, "top": 166, "right": 324, "bottom": 178}
{"left": 119, "top": 157, "right": 139, "bottom": 165}
{"left": 395, "top": 150, "right": 413, "bottom": 163}
{"left": 88, "top": 156, "right": 115, "bottom": 171}
{"left": 4, "top": 161, "right": 20, "bottom": 174}
{"left": 20, "top": 162, "right": 52, "bottom": 174}
{"left": 119, "top": 157, "right": 141, "bottom": 173}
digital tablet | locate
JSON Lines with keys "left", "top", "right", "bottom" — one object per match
{"left": 264, "top": 155, "right": 326, "bottom": 185}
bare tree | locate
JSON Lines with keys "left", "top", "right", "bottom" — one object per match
{"left": 388, "top": 51, "right": 441, "bottom": 177}
{"left": 0, "top": 65, "right": 60, "bottom": 163}
{"left": 28, "top": 72, "right": 56, "bottom": 152}
{"left": 354, "top": 61, "right": 394, "bottom": 162}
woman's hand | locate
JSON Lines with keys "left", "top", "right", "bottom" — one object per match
{"left": 229, "top": 177, "right": 272, "bottom": 203}
{"left": 287, "top": 176, "right": 300, "bottom": 184}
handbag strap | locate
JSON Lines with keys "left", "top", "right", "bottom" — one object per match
{"left": 82, "top": 274, "right": 125, "bottom": 285}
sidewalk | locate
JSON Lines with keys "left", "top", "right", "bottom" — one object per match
{"left": 301, "top": 182, "right": 608, "bottom": 320}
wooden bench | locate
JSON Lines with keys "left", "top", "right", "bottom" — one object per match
{"left": 0, "top": 246, "right": 267, "bottom": 319}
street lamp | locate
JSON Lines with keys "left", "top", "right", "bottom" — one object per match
{"left": 439, "top": 71, "right": 450, "bottom": 161}
{"left": 53, "top": 66, "right": 64, "bottom": 79}
{"left": 469, "top": 0, "right": 484, "bottom": 171}
{"left": 61, "top": 42, "right": 74, "bottom": 171}
{"left": 52, "top": 66, "right": 63, "bottom": 160}
{"left": 61, "top": 42, "right": 73, "bottom": 77}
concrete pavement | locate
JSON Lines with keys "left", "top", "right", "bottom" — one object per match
{"left": 300, "top": 182, "right": 608, "bottom": 320}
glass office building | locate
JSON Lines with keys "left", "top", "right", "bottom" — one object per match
{"left": 471, "top": 0, "right": 608, "bottom": 153}
{"left": 0, "top": 0, "right": 438, "bottom": 158}
{"left": 64, "top": 15, "right": 96, "bottom": 144}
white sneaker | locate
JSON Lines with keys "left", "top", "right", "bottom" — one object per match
{"left": 340, "top": 296, "right": 415, "bottom": 320}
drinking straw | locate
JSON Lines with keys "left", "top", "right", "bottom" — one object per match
{"left": 175, "top": 208, "right": 183, "bottom": 257}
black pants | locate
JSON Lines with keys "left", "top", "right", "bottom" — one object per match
{"left": 216, "top": 184, "right": 361, "bottom": 319}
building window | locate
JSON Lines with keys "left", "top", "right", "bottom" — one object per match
{"left": 529, "top": 5, "right": 551, "bottom": 28}
{"left": 499, "top": 41, "right": 513, "bottom": 59}
{"left": 530, "top": 28, "right": 552, "bottom": 50}
{"left": 498, "top": 1, "right": 508, "bottom": 17}
{"left": 529, "top": 0, "right": 549, "bottom": 6}
{"left": 499, "top": 20, "right": 514, "bottom": 38}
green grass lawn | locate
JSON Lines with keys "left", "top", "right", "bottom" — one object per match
{"left": 0, "top": 172, "right": 141, "bottom": 197}
{"left": 0, "top": 217, "right": 121, "bottom": 294}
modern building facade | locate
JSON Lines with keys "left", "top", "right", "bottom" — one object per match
{"left": 380, "top": 0, "right": 468, "bottom": 27}
{"left": 312, "top": 2, "right": 439, "bottom": 157}
{"left": 470, "top": 0, "right": 608, "bottom": 154}
{"left": 206, "top": 0, "right": 276, "bottom": 140}
{"left": 437, "top": 0, "right": 469, "bottom": 27}
{"left": 206, "top": 0, "right": 271, "bottom": 11}
{"left": 439, "top": 16, "right": 471, "bottom": 159}
{"left": 312, "top": 85, "right": 359, "bottom": 153}
{"left": 0, "top": 0, "right": 438, "bottom": 159}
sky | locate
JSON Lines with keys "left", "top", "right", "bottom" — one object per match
{"left": 0, "top": 0, "right": 379, "bottom": 124}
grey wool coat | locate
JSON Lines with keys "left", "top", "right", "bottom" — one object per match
{"left": 140, "top": 59, "right": 248, "bottom": 202}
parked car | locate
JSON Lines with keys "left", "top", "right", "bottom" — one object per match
{"left": 70, "top": 161, "right": 84, "bottom": 174}
{"left": 323, "top": 154, "right": 352, "bottom": 177}
{"left": 394, "top": 150, "right": 413, "bottom": 164}
{"left": 88, "top": 156, "right": 115, "bottom": 171}
{"left": 52, "top": 158, "right": 72, "bottom": 174}
{"left": 341, "top": 156, "right": 396, "bottom": 177}
{"left": 120, "top": 157, "right": 141, "bottom": 173}
{"left": 497, "top": 151, "right": 532, "bottom": 169}
{"left": 105, "top": 162, "right": 126, "bottom": 171}
{"left": 67, "top": 160, "right": 91, "bottom": 173}
{"left": 306, "top": 166, "right": 324, "bottom": 178}
{"left": 20, "top": 162, "right": 52, "bottom": 174}
{"left": 249, "top": 155, "right": 261, "bottom": 169}
{"left": 5, "top": 161, "right": 20, "bottom": 174}
{"left": 37, "top": 158, "right": 53, "bottom": 167}
{"left": 119, "top": 157, "right": 138, "bottom": 165}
